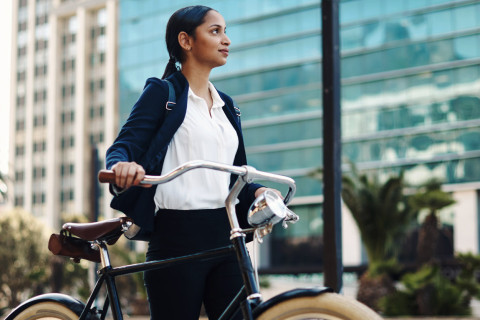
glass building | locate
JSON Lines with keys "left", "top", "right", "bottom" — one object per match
{"left": 118, "top": 0, "right": 480, "bottom": 270}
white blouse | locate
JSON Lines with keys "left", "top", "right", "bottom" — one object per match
{"left": 154, "top": 82, "right": 239, "bottom": 210}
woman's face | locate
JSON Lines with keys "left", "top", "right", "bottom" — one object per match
{"left": 188, "top": 10, "right": 231, "bottom": 68}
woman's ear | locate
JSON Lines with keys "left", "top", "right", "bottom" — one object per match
{"left": 178, "top": 31, "right": 193, "bottom": 52}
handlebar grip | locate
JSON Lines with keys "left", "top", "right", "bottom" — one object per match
{"left": 98, "top": 170, "right": 116, "bottom": 184}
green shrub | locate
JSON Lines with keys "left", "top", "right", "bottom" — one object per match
{"left": 379, "top": 264, "right": 472, "bottom": 316}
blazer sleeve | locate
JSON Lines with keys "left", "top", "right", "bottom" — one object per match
{"left": 106, "top": 80, "right": 169, "bottom": 170}
{"left": 224, "top": 96, "right": 264, "bottom": 209}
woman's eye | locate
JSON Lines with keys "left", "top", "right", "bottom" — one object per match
{"left": 212, "top": 29, "right": 219, "bottom": 34}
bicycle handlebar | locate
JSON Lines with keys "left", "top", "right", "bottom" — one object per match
{"left": 98, "top": 160, "right": 296, "bottom": 205}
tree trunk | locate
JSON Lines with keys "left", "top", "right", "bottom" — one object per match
{"left": 50, "top": 256, "right": 64, "bottom": 292}
{"left": 417, "top": 212, "right": 439, "bottom": 265}
{"left": 416, "top": 212, "right": 440, "bottom": 315}
{"left": 356, "top": 271, "right": 395, "bottom": 311}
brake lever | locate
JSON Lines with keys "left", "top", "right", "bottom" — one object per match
{"left": 282, "top": 208, "right": 300, "bottom": 229}
{"left": 254, "top": 224, "right": 273, "bottom": 243}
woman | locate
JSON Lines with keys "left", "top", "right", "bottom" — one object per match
{"left": 106, "top": 5, "right": 274, "bottom": 319}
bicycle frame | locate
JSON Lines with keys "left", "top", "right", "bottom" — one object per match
{"left": 80, "top": 244, "right": 237, "bottom": 320}
{"left": 89, "top": 160, "right": 297, "bottom": 320}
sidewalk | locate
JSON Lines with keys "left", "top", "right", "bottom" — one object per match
{"left": 126, "top": 317, "right": 478, "bottom": 320}
{"left": 126, "top": 317, "right": 479, "bottom": 320}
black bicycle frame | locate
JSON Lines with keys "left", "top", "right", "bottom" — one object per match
{"left": 78, "top": 237, "right": 260, "bottom": 320}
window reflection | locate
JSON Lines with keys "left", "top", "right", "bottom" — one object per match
{"left": 342, "top": 34, "right": 479, "bottom": 78}
{"left": 227, "top": 8, "right": 321, "bottom": 46}
{"left": 244, "top": 118, "right": 322, "bottom": 146}
{"left": 341, "top": 3, "right": 480, "bottom": 52}
{"left": 365, "top": 157, "right": 480, "bottom": 186}
{"left": 343, "top": 127, "right": 480, "bottom": 164}
{"left": 214, "top": 62, "right": 321, "bottom": 96}
{"left": 454, "top": 35, "right": 480, "bottom": 60}
{"left": 453, "top": 5, "right": 477, "bottom": 31}
{"left": 247, "top": 146, "right": 322, "bottom": 172}
{"left": 218, "top": 35, "right": 321, "bottom": 76}
{"left": 240, "top": 90, "right": 321, "bottom": 121}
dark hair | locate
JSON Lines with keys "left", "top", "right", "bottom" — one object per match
{"left": 161, "top": 5, "right": 214, "bottom": 79}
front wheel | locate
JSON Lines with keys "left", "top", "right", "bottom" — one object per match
{"left": 5, "top": 294, "right": 98, "bottom": 320}
{"left": 9, "top": 301, "right": 80, "bottom": 320}
{"left": 255, "top": 292, "right": 383, "bottom": 320}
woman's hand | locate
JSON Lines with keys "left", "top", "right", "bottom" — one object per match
{"left": 254, "top": 187, "right": 283, "bottom": 199}
{"left": 111, "top": 161, "right": 152, "bottom": 191}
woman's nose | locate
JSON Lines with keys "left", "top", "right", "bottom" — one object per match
{"left": 223, "top": 34, "right": 231, "bottom": 46}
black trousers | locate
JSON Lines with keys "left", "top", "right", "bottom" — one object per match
{"left": 144, "top": 208, "right": 243, "bottom": 320}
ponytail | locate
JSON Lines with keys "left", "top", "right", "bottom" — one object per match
{"left": 161, "top": 6, "right": 214, "bottom": 79}
{"left": 162, "top": 57, "right": 178, "bottom": 79}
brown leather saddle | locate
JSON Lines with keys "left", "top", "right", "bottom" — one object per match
{"left": 48, "top": 217, "right": 133, "bottom": 263}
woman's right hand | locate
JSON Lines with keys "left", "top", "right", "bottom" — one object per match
{"left": 111, "top": 161, "right": 152, "bottom": 190}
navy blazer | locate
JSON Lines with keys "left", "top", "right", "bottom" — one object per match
{"left": 106, "top": 71, "right": 262, "bottom": 237}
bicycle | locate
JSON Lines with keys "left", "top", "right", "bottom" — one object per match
{"left": 5, "top": 160, "right": 383, "bottom": 320}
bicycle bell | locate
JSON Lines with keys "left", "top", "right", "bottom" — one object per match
{"left": 247, "top": 189, "right": 288, "bottom": 228}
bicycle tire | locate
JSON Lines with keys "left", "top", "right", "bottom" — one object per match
{"left": 8, "top": 301, "right": 83, "bottom": 320}
{"left": 255, "top": 292, "right": 383, "bottom": 320}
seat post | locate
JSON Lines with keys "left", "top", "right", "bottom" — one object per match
{"left": 93, "top": 241, "right": 112, "bottom": 269}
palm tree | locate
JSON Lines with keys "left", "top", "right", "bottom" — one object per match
{"left": 341, "top": 168, "right": 416, "bottom": 268}
{"left": 409, "top": 178, "right": 455, "bottom": 265}
{"left": 405, "top": 179, "right": 456, "bottom": 315}
{"left": 311, "top": 164, "right": 417, "bottom": 310}
{"left": 341, "top": 166, "right": 417, "bottom": 309}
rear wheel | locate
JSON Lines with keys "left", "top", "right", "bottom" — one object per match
{"left": 256, "top": 292, "right": 383, "bottom": 320}
{"left": 10, "top": 301, "right": 82, "bottom": 320}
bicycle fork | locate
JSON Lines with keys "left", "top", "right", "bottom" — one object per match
{"left": 224, "top": 175, "right": 263, "bottom": 320}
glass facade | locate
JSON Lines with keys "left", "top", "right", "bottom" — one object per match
{"left": 340, "top": 0, "right": 480, "bottom": 187}
{"left": 118, "top": 0, "right": 480, "bottom": 269}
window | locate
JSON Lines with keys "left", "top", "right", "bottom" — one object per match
{"left": 32, "top": 166, "right": 46, "bottom": 178}
{"left": 15, "top": 171, "right": 24, "bottom": 181}
{"left": 428, "top": 10, "right": 452, "bottom": 37}
{"left": 17, "top": 95, "right": 26, "bottom": 106}
{"left": 15, "top": 196, "right": 24, "bottom": 206}
{"left": 452, "top": 4, "right": 477, "bottom": 32}
{"left": 18, "top": 21, "right": 27, "bottom": 31}
{"left": 454, "top": 35, "right": 480, "bottom": 60}
{"left": 17, "top": 46, "right": 27, "bottom": 56}
{"left": 16, "top": 119, "right": 25, "bottom": 131}
{"left": 15, "top": 145, "right": 25, "bottom": 156}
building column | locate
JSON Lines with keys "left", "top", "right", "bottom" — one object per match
{"left": 8, "top": 0, "right": 19, "bottom": 211}
{"left": 103, "top": 0, "right": 118, "bottom": 219}
{"left": 23, "top": 0, "right": 37, "bottom": 214}
{"left": 74, "top": 7, "right": 88, "bottom": 215}
{"left": 342, "top": 203, "right": 362, "bottom": 266}
{"left": 453, "top": 189, "right": 479, "bottom": 254}
{"left": 45, "top": 7, "right": 60, "bottom": 229}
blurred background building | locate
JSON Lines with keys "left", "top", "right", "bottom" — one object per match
{"left": 9, "top": 0, "right": 118, "bottom": 229}
{"left": 8, "top": 0, "right": 480, "bottom": 270}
